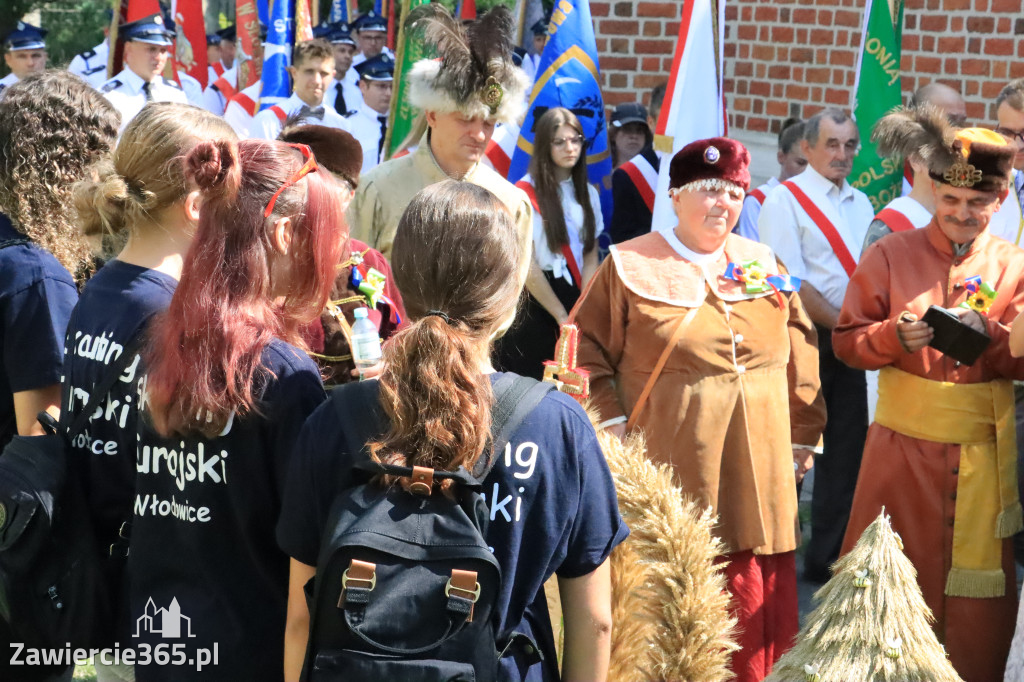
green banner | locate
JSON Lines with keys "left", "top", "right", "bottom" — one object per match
{"left": 850, "top": 0, "right": 905, "bottom": 212}
{"left": 384, "top": 0, "right": 433, "bottom": 160}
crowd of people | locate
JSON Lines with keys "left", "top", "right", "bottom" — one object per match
{"left": 5, "top": 3, "right": 1024, "bottom": 682}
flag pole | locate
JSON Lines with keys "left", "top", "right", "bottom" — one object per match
{"left": 383, "top": 0, "right": 411, "bottom": 158}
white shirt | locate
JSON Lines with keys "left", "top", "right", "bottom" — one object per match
{"left": 177, "top": 71, "right": 205, "bottom": 108}
{"left": 521, "top": 53, "right": 542, "bottom": 83}
{"left": 223, "top": 81, "right": 263, "bottom": 139}
{"left": 249, "top": 92, "right": 351, "bottom": 141}
{"left": 201, "top": 65, "right": 238, "bottom": 115}
{"left": 101, "top": 67, "right": 189, "bottom": 132}
{"left": 347, "top": 102, "right": 389, "bottom": 174}
{"left": 736, "top": 176, "right": 779, "bottom": 242}
{"left": 988, "top": 168, "right": 1024, "bottom": 247}
{"left": 659, "top": 226, "right": 725, "bottom": 265}
{"left": 758, "top": 164, "right": 874, "bottom": 309}
{"left": 527, "top": 175, "right": 604, "bottom": 286}
{"left": 69, "top": 41, "right": 110, "bottom": 88}
{"left": 324, "top": 71, "right": 363, "bottom": 116}
{"left": 882, "top": 195, "right": 933, "bottom": 227}
{"left": 207, "top": 59, "right": 235, "bottom": 85}
{"left": 0, "top": 73, "right": 18, "bottom": 99}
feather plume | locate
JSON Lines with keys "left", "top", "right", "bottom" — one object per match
{"left": 871, "top": 104, "right": 959, "bottom": 176}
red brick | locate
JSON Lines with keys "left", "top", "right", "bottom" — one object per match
{"left": 965, "top": 101, "right": 986, "bottom": 121}
{"left": 773, "top": 83, "right": 785, "bottom": 98}
{"left": 991, "top": 0, "right": 1019, "bottom": 10}
{"left": 836, "top": 31, "right": 851, "bottom": 47}
{"left": 748, "top": 116, "right": 770, "bottom": 133}
{"left": 810, "top": 29, "right": 833, "bottom": 45}
{"left": 817, "top": 9, "right": 833, "bottom": 24}
{"left": 636, "top": 2, "right": 678, "bottom": 18}
{"left": 967, "top": 16, "right": 996, "bottom": 32}
{"left": 831, "top": 50, "right": 855, "bottom": 67}
{"left": 905, "top": 0, "right": 925, "bottom": 8}
{"left": 777, "top": 47, "right": 789, "bottom": 61}
{"left": 662, "top": 56, "right": 674, "bottom": 70}
{"left": 768, "top": 65, "right": 791, "bottom": 80}
{"left": 754, "top": 5, "right": 779, "bottom": 21}
{"left": 780, "top": 8, "right": 791, "bottom": 22}
{"left": 642, "top": 21, "right": 660, "bottom": 36}
{"left": 758, "top": 25, "right": 770, "bottom": 41}
{"left": 995, "top": 61, "right": 1009, "bottom": 79}
{"left": 960, "top": 59, "right": 988, "bottom": 76}
{"left": 635, "top": 74, "right": 664, "bottom": 89}
{"left": 664, "top": 21, "right": 681, "bottom": 37}
{"left": 826, "top": 87, "right": 848, "bottom": 104}
{"left": 735, "top": 79, "right": 748, "bottom": 95}
{"left": 772, "top": 26, "right": 795, "bottom": 42}
{"left": 987, "top": 38, "right": 1015, "bottom": 56}
{"left": 806, "top": 67, "right": 831, "bottom": 83}
{"left": 816, "top": 47, "right": 828, "bottom": 62}
{"left": 792, "top": 67, "right": 805, "bottom": 81}
{"left": 903, "top": 34, "right": 920, "bottom": 51}
{"left": 845, "top": 71, "right": 855, "bottom": 86}
{"left": 792, "top": 8, "right": 816, "bottom": 22}
{"left": 964, "top": 80, "right": 980, "bottom": 97}
{"left": 920, "top": 15, "right": 948, "bottom": 31}
{"left": 741, "top": 5, "right": 753, "bottom": 21}
{"left": 900, "top": 54, "right": 913, "bottom": 72}
{"left": 752, "top": 44, "right": 775, "bottom": 60}
{"left": 786, "top": 84, "right": 810, "bottom": 100}
{"left": 641, "top": 56, "right": 660, "bottom": 71}
{"left": 734, "top": 114, "right": 746, "bottom": 129}
{"left": 634, "top": 39, "right": 674, "bottom": 54}
{"left": 725, "top": 4, "right": 738, "bottom": 20}
{"left": 609, "top": 73, "right": 628, "bottom": 88}
{"left": 950, "top": 16, "right": 964, "bottom": 31}
{"left": 998, "top": 17, "right": 1011, "bottom": 31}
{"left": 613, "top": 2, "right": 633, "bottom": 17}
{"left": 602, "top": 56, "right": 638, "bottom": 70}
{"left": 1012, "top": 61, "right": 1024, "bottom": 79}
{"left": 609, "top": 38, "right": 629, "bottom": 52}
{"left": 968, "top": 37, "right": 982, "bottom": 53}
{"left": 600, "top": 19, "right": 637, "bottom": 35}
{"left": 916, "top": 55, "right": 941, "bottom": 73}
{"left": 944, "top": 57, "right": 958, "bottom": 74}
{"left": 921, "top": 35, "right": 935, "bottom": 51}
{"left": 755, "top": 62, "right": 766, "bottom": 78}
{"left": 733, "top": 97, "right": 752, "bottom": 112}
{"left": 590, "top": 1, "right": 609, "bottom": 17}
{"left": 937, "top": 36, "right": 965, "bottom": 52}
{"left": 766, "top": 100, "right": 788, "bottom": 117}
{"left": 834, "top": 9, "right": 860, "bottom": 26}
{"left": 982, "top": 80, "right": 1005, "bottom": 98}
{"left": 942, "top": 0, "right": 971, "bottom": 8}
{"left": 595, "top": 37, "right": 608, "bottom": 52}
{"left": 905, "top": 14, "right": 917, "bottom": 29}
{"left": 749, "top": 80, "right": 770, "bottom": 96}
{"left": 752, "top": 99, "right": 764, "bottom": 115}
{"left": 796, "top": 28, "right": 809, "bottom": 43}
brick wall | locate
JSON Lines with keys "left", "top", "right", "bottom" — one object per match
{"left": 592, "top": 0, "right": 1024, "bottom": 137}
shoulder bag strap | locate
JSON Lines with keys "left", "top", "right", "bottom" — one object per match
{"left": 782, "top": 180, "right": 857, "bottom": 278}
{"left": 62, "top": 336, "right": 146, "bottom": 440}
{"left": 625, "top": 304, "right": 701, "bottom": 432}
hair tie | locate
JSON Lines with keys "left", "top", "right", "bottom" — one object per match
{"left": 424, "top": 310, "right": 454, "bottom": 325}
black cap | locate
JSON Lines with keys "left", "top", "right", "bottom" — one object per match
{"left": 207, "top": 33, "right": 222, "bottom": 46}
{"left": 3, "top": 21, "right": 47, "bottom": 51}
{"left": 530, "top": 19, "right": 547, "bottom": 36}
{"left": 351, "top": 11, "right": 386, "bottom": 33}
{"left": 216, "top": 25, "right": 237, "bottom": 42}
{"left": 120, "top": 14, "right": 174, "bottom": 46}
{"left": 354, "top": 52, "right": 394, "bottom": 81}
{"left": 328, "top": 23, "right": 356, "bottom": 46}
{"left": 611, "top": 102, "right": 648, "bottom": 128}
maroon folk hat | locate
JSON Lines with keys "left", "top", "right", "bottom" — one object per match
{"left": 669, "top": 137, "right": 751, "bottom": 193}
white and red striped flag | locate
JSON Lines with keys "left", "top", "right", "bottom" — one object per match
{"left": 650, "top": 0, "right": 727, "bottom": 230}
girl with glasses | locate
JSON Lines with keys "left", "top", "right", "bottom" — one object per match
{"left": 496, "top": 107, "right": 603, "bottom": 379}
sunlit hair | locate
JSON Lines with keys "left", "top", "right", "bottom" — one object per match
{"left": 144, "top": 139, "right": 346, "bottom": 437}
{"left": 0, "top": 70, "right": 119, "bottom": 281}
{"left": 292, "top": 38, "right": 334, "bottom": 68}
{"left": 529, "top": 107, "right": 597, "bottom": 255}
{"left": 372, "top": 181, "right": 522, "bottom": 495}
{"left": 74, "top": 103, "right": 236, "bottom": 257}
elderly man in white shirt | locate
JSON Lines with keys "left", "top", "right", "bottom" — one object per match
{"left": 759, "top": 107, "right": 874, "bottom": 585}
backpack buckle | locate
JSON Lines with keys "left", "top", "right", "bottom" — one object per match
{"left": 408, "top": 466, "right": 434, "bottom": 496}
{"left": 341, "top": 560, "right": 377, "bottom": 592}
{"left": 445, "top": 569, "right": 480, "bottom": 622}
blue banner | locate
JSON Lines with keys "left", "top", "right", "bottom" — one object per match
{"left": 259, "top": 0, "right": 294, "bottom": 110}
{"left": 257, "top": 0, "right": 270, "bottom": 26}
{"left": 328, "top": 0, "right": 352, "bottom": 24}
{"left": 373, "top": 0, "right": 384, "bottom": 14}
{"left": 508, "top": 0, "right": 612, "bottom": 225}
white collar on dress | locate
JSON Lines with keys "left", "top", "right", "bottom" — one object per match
{"left": 659, "top": 227, "right": 725, "bottom": 265}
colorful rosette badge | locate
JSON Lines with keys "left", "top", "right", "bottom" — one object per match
{"left": 960, "top": 275, "right": 997, "bottom": 315}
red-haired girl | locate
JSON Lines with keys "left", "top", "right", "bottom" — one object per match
{"left": 129, "top": 138, "right": 346, "bottom": 682}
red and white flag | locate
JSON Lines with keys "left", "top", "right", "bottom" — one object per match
{"left": 650, "top": 0, "right": 726, "bottom": 229}
{"left": 172, "top": 0, "right": 208, "bottom": 87}
{"left": 482, "top": 121, "right": 521, "bottom": 179}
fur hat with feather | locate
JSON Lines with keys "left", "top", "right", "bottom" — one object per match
{"left": 871, "top": 104, "right": 959, "bottom": 177}
{"left": 405, "top": 4, "right": 530, "bottom": 124}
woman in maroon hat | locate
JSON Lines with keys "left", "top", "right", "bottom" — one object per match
{"left": 573, "top": 137, "right": 826, "bottom": 682}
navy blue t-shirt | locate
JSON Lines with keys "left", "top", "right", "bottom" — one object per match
{"left": 276, "top": 374, "right": 628, "bottom": 681}
{"left": 0, "top": 213, "right": 78, "bottom": 448}
{"left": 129, "top": 339, "right": 326, "bottom": 682}
{"left": 62, "top": 260, "right": 177, "bottom": 557}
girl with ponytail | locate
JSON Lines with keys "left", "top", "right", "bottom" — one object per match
{"left": 130, "top": 138, "right": 346, "bottom": 682}
{"left": 66, "top": 102, "right": 235, "bottom": 682}
{"left": 278, "top": 180, "right": 627, "bottom": 681}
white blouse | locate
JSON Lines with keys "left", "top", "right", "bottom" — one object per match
{"left": 526, "top": 175, "right": 605, "bottom": 286}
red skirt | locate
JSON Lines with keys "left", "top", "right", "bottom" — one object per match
{"left": 716, "top": 550, "right": 799, "bottom": 682}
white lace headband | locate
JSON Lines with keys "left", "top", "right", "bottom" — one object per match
{"left": 669, "top": 178, "right": 744, "bottom": 196}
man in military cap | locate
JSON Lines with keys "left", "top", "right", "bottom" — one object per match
{"left": 69, "top": 10, "right": 112, "bottom": 88}
{"left": 202, "top": 23, "right": 256, "bottom": 115}
{"left": 347, "top": 4, "right": 533, "bottom": 286}
{"left": 835, "top": 125, "right": 1024, "bottom": 682}
{"left": 351, "top": 11, "right": 391, "bottom": 68}
{"left": 211, "top": 24, "right": 237, "bottom": 78}
{"left": 0, "top": 22, "right": 47, "bottom": 98}
{"left": 521, "top": 18, "right": 547, "bottom": 83}
{"left": 346, "top": 53, "right": 394, "bottom": 173}
{"left": 325, "top": 22, "right": 362, "bottom": 116}
{"left": 101, "top": 14, "right": 188, "bottom": 130}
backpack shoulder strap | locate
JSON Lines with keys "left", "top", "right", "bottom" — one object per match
{"left": 0, "top": 238, "right": 31, "bottom": 250}
{"left": 474, "top": 375, "right": 553, "bottom": 480}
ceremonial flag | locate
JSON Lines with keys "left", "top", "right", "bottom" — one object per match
{"left": 259, "top": 0, "right": 294, "bottom": 110}
{"left": 328, "top": 0, "right": 356, "bottom": 24}
{"left": 456, "top": 0, "right": 477, "bottom": 20}
{"left": 296, "top": 0, "right": 314, "bottom": 42}
{"left": 108, "top": 0, "right": 162, "bottom": 77}
{"left": 513, "top": 0, "right": 544, "bottom": 46}
{"left": 508, "top": 0, "right": 613, "bottom": 223}
{"left": 483, "top": 121, "right": 521, "bottom": 178}
{"left": 236, "top": 0, "right": 267, "bottom": 89}
{"left": 172, "top": 0, "right": 208, "bottom": 87}
{"left": 383, "top": 0, "right": 432, "bottom": 159}
{"left": 850, "top": 0, "right": 905, "bottom": 212}
{"left": 649, "top": 0, "right": 726, "bottom": 230}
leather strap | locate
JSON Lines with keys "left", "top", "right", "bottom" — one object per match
{"left": 516, "top": 179, "right": 584, "bottom": 288}
{"left": 448, "top": 569, "right": 479, "bottom": 622}
{"left": 408, "top": 466, "right": 434, "bottom": 496}
{"left": 782, "top": 180, "right": 857, "bottom": 278}
{"left": 748, "top": 188, "right": 766, "bottom": 205}
{"left": 339, "top": 559, "right": 377, "bottom": 608}
{"left": 626, "top": 305, "right": 701, "bottom": 432}
{"left": 875, "top": 207, "right": 915, "bottom": 233}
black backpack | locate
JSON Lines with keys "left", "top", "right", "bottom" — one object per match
{"left": 302, "top": 374, "right": 553, "bottom": 682}
{"left": 0, "top": 335, "right": 141, "bottom": 650}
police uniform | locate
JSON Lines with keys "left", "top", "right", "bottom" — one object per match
{"left": 250, "top": 92, "right": 351, "bottom": 140}
{"left": 101, "top": 15, "right": 188, "bottom": 131}
{"left": 345, "top": 53, "right": 393, "bottom": 173}
{"left": 69, "top": 40, "right": 110, "bottom": 89}
{"left": 206, "top": 28, "right": 235, "bottom": 84}
{"left": 521, "top": 20, "right": 547, "bottom": 83}
{"left": 324, "top": 23, "right": 363, "bottom": 116}
{"left": 0, "top": 22, "right": 47, "bottom": 99}
{"left": 350, "top": 12, "right": 392, "bottom": 68}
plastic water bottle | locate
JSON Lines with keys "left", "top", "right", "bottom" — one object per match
{"left": 350, "top": 307, "right": 382, "bottom": 376}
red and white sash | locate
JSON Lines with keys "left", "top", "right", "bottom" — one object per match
{"left": 782, "top": 180, "right": 857, "bottom": 278}
{"left": 211, "top": 76, "right": 237, "bottom": 100}
{"left": 515, "top": 179, "right": 584, "bottom": 288}
{"left": 748, "top": 188, "right": 767, "bottom": 205}
{"left": 269, "top": 105, "right": 288, "bottom": 122}
{"left": 231, "top": 93, "right": 257, "bottom": 117}
{"left": 212, "top": 62, "right": 226, "bottom": 78}
{"left": 619, "top": 154, "right": 658, "bottom": 213}
{"left": 874, "top": 207, "right": 915, "bottom": 233}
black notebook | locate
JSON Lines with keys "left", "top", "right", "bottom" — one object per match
{"left": 921, "top": 305, "right": 991, "bottom": 366}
